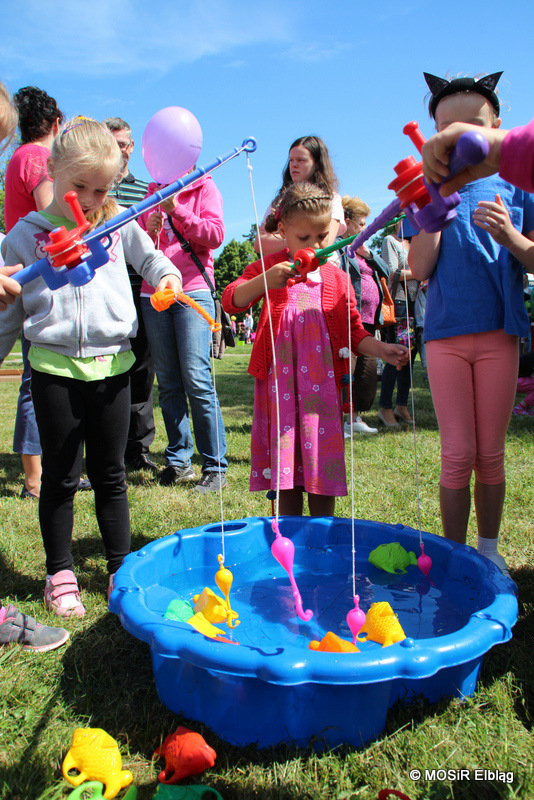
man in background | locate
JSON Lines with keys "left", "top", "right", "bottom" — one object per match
{"left": 103, "top": 117, "right": 157, "bottom": 474}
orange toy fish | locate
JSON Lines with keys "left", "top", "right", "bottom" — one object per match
{"left": 153, "top": 726, "right": 217, "bottom": 784}
{"left": 308, "top": 631, "right": 359, "bottom": 653}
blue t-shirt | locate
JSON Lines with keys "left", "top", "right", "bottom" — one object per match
{"left": 424, "top": 176, "right": 534, "bottom": 342}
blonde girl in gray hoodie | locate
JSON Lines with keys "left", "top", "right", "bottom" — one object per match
{"left": 1, "top": 117, "right": 182, "bottom": 618}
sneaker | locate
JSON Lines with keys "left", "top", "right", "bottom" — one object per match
{"left": 126, "top": 453, "right": 159, "bottom": 474}
{"left": 194, "top": 472, "right": 228, "bottom": 493}
{"left": 77, "top": 478, "right": 92, "bottom": 492}
{"left": 44, "top": 570, "right": 86, "bottom": 618}
{"left": 512, "top": 403, "right": 534, "bottom": 416}
{"left": 0, "top": 604, "right": 69, "bottom": 652}
{"left": 479, "top": 551, "right": 510, "bottom": 578}
{"left": 107, "top": 573, "right": 116, "bottom": 601}
{"left": 344, "top": 416, "right": 378, "bottom": 437}
{"left": 158, "top": 464, "right": 197, "bottom": 486}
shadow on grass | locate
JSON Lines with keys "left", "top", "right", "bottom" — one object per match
{"left": 477, "top": 564, "right": 534, "bottom": 732}
{"left": 0, "top": 452, "right": 24, "bottom": 493}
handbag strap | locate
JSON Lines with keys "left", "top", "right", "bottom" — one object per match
{"left": 166, "top": 214, "right": 218, "bottom": 300}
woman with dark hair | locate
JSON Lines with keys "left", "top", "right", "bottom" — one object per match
{"left": 254, "top": 135, "right": 346, "bottom": 255}
{"left": 4, "top": 86, "right": 64, "bottom": 499}
{"left": 4, "top": 86, "right": 63, "bottom": 231}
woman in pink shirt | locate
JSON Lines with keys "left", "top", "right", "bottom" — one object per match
{"left": 4, "top": 86, "right": 64, "bottom": 499}
{"left": 138, "top": 174, "right": 228, "bottom": 493}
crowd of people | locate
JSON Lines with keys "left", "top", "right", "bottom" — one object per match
{"left": 0, "top": 71, "right": 533, "bottom": 652}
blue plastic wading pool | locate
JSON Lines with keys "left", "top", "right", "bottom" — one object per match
{"left": 109, "top": 517, "right": 517, "bottom": 749}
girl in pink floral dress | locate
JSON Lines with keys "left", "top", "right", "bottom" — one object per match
{"left": 222, "top": 183, "right": 408, "bottom": 516}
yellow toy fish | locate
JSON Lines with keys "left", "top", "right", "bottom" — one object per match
{"left": 357, "top": 601, "right": 406, "bottom": 647}
{"left": 187, "top": 611, "right": 225, "bottom": 639}
{"left": 193, "top": 587, "right": 229, "bottom": 624}
{"left": 62, "top": 727, "right": 133, "bottom": 799}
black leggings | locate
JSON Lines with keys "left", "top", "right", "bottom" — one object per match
{"left": 31, "top": 369, "right": 131, "bottom": 575}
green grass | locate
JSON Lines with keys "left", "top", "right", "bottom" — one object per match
{"left": 0, "top": 352, "right": 533, "bottom": 800}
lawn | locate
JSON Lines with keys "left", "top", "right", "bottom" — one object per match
{"left": 0, "top": 352, "right": 533, "bottom": 800}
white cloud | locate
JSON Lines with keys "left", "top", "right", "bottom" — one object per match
{"left": 0, "top": 0, "right": 294, "bottom": 77}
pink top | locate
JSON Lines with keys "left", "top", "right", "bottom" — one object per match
{"left": 500, "top": 120, "right": 534, "bottom": 193}
{"left": 358, "top": 256, "right": 380, "bottom": 324}
{"left": 137, "top": 174, "right": 224, "bottom": 295}
{"left": 4, "top": 143, "right": 51, "bottom": 232}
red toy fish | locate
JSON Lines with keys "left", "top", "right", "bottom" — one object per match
{"left": 153, "top": 726, "right": 217, "bottom": 784}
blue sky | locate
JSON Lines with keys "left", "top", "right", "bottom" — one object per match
{"left": 2, "top": 0, "right": 533, "bottom": 251}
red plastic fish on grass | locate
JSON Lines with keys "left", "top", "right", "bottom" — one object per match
{"left": 153, "top": 726, "right": 217, "bottom": 784}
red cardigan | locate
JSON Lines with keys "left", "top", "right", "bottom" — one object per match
{"left": 221, "top": 249, "right": 371, "bottom": 388}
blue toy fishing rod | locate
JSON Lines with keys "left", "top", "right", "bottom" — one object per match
{"left": 13, "top": 137, "right": 257, "bottom": 290}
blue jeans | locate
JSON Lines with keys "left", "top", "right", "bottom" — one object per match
{"left": 13, "top": 332, "right": 41, "bottom": 455}
{"left": 142, "top": 292, "right": 228, "bottom": 473}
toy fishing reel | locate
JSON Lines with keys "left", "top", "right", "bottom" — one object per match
{"left": 14, "top": 191, "right": 110, "bottom": 290}
{"left": 287, "top": 248, "right": 321, "bottom": 286}
{"left": 389, "top": 121, "right": 490, "bottom": 233}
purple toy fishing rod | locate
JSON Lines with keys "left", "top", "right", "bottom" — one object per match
{"left": 346, "top": 121, "right": 490, "bottom": 257}
{"left": 287, "top": 122, "right": 489, "bottom": 283}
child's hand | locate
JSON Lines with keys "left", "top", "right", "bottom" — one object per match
{"left": 156, "top": 274, "right": 183, "bottom": 296}
{"left": 146, "top": 211, "right": 164, "bottom": 237}
{"left": 381, "top": 343, "right": 409, "bottom": 370}
{"left": 0, "top": 266, "right": 22, "bottom": 310}
{"left": 473, "top": 194, "right": 514, "bottom": 247}
{"left": 266, "top": 261, "right": 297, "bottom": 289}
{"left": 160, "top": 196, "right": 177, "bottom": 215}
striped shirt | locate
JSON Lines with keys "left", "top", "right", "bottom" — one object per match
{"left": 108, "top": 172, "right": 149, "bottom": 208}
{"left": 108, "top": 171, "right": 149, "bottom": 280}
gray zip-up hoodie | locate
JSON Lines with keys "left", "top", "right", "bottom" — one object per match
{"left": 0, "top": 211, "right": 181, "bottom": 362}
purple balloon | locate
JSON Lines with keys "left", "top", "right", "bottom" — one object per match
{"left": 142, "top": 107, "right": 203, "bottom": 185}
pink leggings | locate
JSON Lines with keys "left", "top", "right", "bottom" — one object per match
{"left": 427, "top": 330, "right": 519, "bottom": 489}
{"left": 517, "top": 376, "right": 534, "bottom": 406}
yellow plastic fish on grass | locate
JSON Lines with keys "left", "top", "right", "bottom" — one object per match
{"left": 62, "top": 727, "right": 133, "bottom": 799}
{"left": 357, "top": 601, "right": 406, "bottom": 647}
{"left": 369, "top": 543, "right": 418, "bottom": 574}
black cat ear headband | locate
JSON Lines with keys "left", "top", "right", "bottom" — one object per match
{"left": 423, "top": 72, "right": 503, "bottom": 119}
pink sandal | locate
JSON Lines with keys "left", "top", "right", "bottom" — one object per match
{"left": 44, "top": 570, "right": 86, "bottom": 618}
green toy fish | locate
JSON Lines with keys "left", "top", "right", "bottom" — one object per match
{"left": 369, "top": 543, "right": 418, "bottom": 574}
